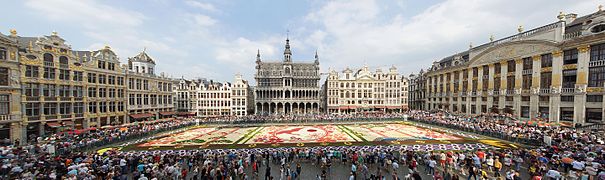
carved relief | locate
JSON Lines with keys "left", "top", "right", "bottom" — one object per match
{"left": 470, "top": 41, "right": 558, "bottom": 66}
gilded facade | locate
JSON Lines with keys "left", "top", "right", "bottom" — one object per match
{"left": 76, "top": 46, "right": 127, "bottom": 127}
{"left": 254, "top": 38, "right": 321, "bottom": 115}
{"left": 325, "top": 65, "right": 408, "bottom": 114}
{"left": 0, "top": 30, "right": 22, "bottom": 141}
{"left": 420, "top": 9, "right": 605, "bottom": 125}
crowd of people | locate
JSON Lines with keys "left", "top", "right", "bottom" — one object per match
{"left": 0, "top": 111, "right": 604, "bottom": 179}
{"left": 202, "top": 113, "right": 408, "bottom": 124}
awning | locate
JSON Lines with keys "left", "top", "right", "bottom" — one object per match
{"left": 62, "top": 121, "right": 75, "bottom": 126}
{"left": 177, "top": 112, "right": 196, "bottom": 116}
{"left": 130, "top": 113, "right": 154, "bottom": 119}
{"left": 46, "top": 122, "right": 61, "bottom": 128}
{"left": 159, "top": 111, "right": 175, "bottom": 115}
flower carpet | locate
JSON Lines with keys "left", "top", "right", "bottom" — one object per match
{"left": 127, "top": 122, "right": 515, "bottom": 151}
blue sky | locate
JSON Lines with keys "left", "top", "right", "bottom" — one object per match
{"left": 1, "top": 0, "right": 602, "bottom": 83}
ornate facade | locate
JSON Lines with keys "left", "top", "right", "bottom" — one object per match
{"left": 408, "top": 71, "right": 427, "bottom": 110}
{"left": 325, "top": 65, "right": 408, "bottom": 114}
{"left": 0, "top": 31, "right": 22, "bottom": 141}
{"left": 173, "top": 74, "right": 252, "bottom": 117}
{"left": 420, "top": 9, "right": 605, "bottom": 125}
{"left": 254, "top": 39, "right": 321, "bottom": 115}
{"left": 76, "top": 46, "right": 127, "bottom": 127}
{"left": 126, "top": 51, "right": 175, "bottom": 122}
{"left": 6, "top": 31, "right": 176, "bottom": 140}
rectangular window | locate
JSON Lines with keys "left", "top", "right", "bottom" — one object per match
{"left": 589, "top": 66, "right": 605, "bottom": 87}
{"left": 0, "top": 67, "right": 8, "bottom": 86}
{"left": 43, "top": 103, "right": 57, "bottom": 115}
{"left": 591, "top": 43, "right": 605, "bottom": 62}
{"left": 0, "top": 95, "right": 8, "bottom": 115}
{"left": 541, "top": 53, "right": 552, "bottom": 68}
{"left": 540, "top": 72, "right": 552, "bottom": 88}
{"left": 561, "top": 96, "right": 574, "bottom": 102}
{"left": 88, "top": 87, "right": 96, "bottom": 97}
{"left": 522, "top": 75, "right": 532, "bottom": 89}
{"left": 26, "top": 103, "right": 39, "bottom": 116}
{"left": 59, "top": 102, "right": 71, "bottom": 114}
{"left": 88, "top": 102, "right": 97, "bottom": 113}
{"left": 42, "top": 84, "right": 56, "bottom": 97}
{"left": 73, "top": 71, "right": 83, "bottom": 81}
{"left": 59, "top": 69, "right": 70, "bottom": 80}
{"left": 88, "top": 73, "right": 96, "bottom": 83}
{"left": 0, "top": 47, "right": 6, "bottom": 60}
{"left": 74, "top": 102, "right": 83, "bottom": 114}
{"left": 587, "top": 95, "right": 603, "bottom": 102}
{"left": 73, "top": 86, "right": 83, "bottom": 97}
{"left": 507, "top": 60, "right": 516, "bottom": 72}
{"left": 523, "top": 57, "right": 532, "bottom": 70}
{"left": 43, "top": 67, "right": 55, "bottom": 79}
{"left": 563, "top": 49, "right": 578, "bottom": 65}
{"left": 58, "top": 85, "right": 70, "bottom": 97}
{"left": 507, "top": 76, "right": 515, "bottom": 90}
{"left": 25, "top": 65, "right": 39, "bottom": 78}
{"left": 495, "top": 63, "right": 501, "bottom": 74}
{"left": 24, "top": 83, "right": 40, "bottom": 97}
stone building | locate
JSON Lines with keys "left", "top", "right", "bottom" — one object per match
{"left": 76, "top": 46, "right": 127, "bottom": 127}
{"left": 16, "top": 32, "right": 87, "bottom": 139}
{"left": 254, "top": 38, "right": 321, "bottom": 115}
{"left": 126, "top": 50, "right": 175, "bottom": 122}
{"left": 420, "top": 8, "right": 605, "bottom": 125}
{"left": 0, "top": 30, "right": 22, "bottom": 141}
{"left": 173, "top": 74, "right": 252, "bottom": 117}
{"left": 325, "top": 65, "right": 408, "bottom": 114}
{"left": 408, "top": 70, "right": 427, "bottom": 110}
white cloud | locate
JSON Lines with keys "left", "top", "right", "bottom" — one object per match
{"left": 191, "top": 14, "right": 218, "bottom": 27}
{"left": 301, "top": 0, "right": 603, "bottom": 75}
{"left": 24, "top": 0, "right": 185, "bottom": 65}
{"left": 185, "top": 0, "right": 219, "bottom": 12}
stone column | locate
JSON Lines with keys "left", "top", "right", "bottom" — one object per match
{"left": 10, "top": 122, "right": 23, "bottom": 143}
{"left": 449, "top": 73, "right": 455, "bottom": 112}
{"left": 487, "top": 64, "right": 495, "bottom": 110}
{"left": 499, "top": 61, "right": 508, "bottom": 111}
{"left": 467, "top": 69, "right": 472, "bottom": 115}
{"left": 514, "top": 59, "right": 523, "bottom": 119}
{"left": 530, "top": 55, "right": 541, "bottom": 119}
{"left": 477, "top": 66, "right": 483, "bottom": 113}
{"left": 550, "top": 50, "right": 563, "bottom": 122}
{"left": 458, "top": 71, "right": 464, "bottom": 114}
{"left": 436, "top": 74, "right": 441, "bottom": 110}
{"left": 574, "top": 45, "right": 590, "bottom": 125}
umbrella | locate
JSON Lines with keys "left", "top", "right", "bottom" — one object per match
{"left": 97, "top": 148, "right": 115, "bottom": 155}
{"left": 588, "top": 152, "right": 598, "bottom": 157}
{"left": 538, "top": 156, "right": 549, "bottom": 163}
{"left": 68, "top": 169, "right": 78, "bottom": 175}
{"left": 562, "top": 157, "right": 574, "bottom": 164}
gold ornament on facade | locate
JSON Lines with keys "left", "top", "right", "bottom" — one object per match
{"left": 557, "top": 12, "right": 566, "bottom": 21}
{"left": 517, "top": 25, "right": 524, "bottom": 33}
{"left": 578, "top": 45, "right": 590, "bottom": 53}
{"left": 541, "top": 67, "right": 552, "bottom": 72}
{"left": 587, "top": 87, "right": 604, "bottom": 93}
{"left": 552, "top": 50, "right": 562, "bottom": 57}
{"left": 9, "top": 29, "right": 17, "bottom": 36}
{"left": 562, "top": 64, "right": 577, "bottom": 70}
{"left": 532, "top": 55, "right": 541, "bottom": 61}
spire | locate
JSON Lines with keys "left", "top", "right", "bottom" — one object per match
{"left": 256, "top": 49, "right": 261, "bottom": 63}
{"left": 284, "top": 37, "right": 292, "bottom": 62}
{"left": 314, "top": 50, "right": 319, "bottom": 65}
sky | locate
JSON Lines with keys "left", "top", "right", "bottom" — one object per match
{"left": 1, "top": 0, "right": 603, "bottom": 83}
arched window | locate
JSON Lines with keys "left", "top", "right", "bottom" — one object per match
{"left": 59, "top": 56, "right": 68, "bottom": 66}
{"left": 43, "top": 53, "right": 54, "bottom": 67}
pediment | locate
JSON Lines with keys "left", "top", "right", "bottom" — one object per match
{"left": 468, "top": 40, "right": 559, "bottom": 67}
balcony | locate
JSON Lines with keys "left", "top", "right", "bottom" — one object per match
{"left": 506, "top": 90, "right": 515, "bottom": 95}
{"left": 61, "top": 114, "right": 71, "bottom": 119}
{"left": 539, "top": 101, "right": 549, "bottom": 106}
{"left": 44, "top": 115, "right": 58, "bottom": 120}
{"left": 540, "top": 88, "right": 551, "bottom": 94}
{"left": 522, "top": 69, "right": 532, "bottom": 75}
{"left": 44, "top": 61, "right": 54, "bottom": 67}
{"left": 26, "top": 96, "right": 40, "bottom": 101}
{"left": 492, "top": 90, "right": 500, "bottom": 96}
{"left": 59, "top": 63, "right": 69, "bottom": 69}
{"left": 562, "top": 88, "right": 574, "bottom": 94}
{"left": 0, "top": 115, "right": 10, "bottom": 121}
{"left": 589, "top": 60, "right": 605, "bottom": 68}
{"left": 74, "top": 97, "right": 83, "bottom": 101}
{"left": 60, "top": 97, "right": 71, "bottom": 101}
{"left": 75, "top": 113, "right": 84, "bottom": 118}
{"left": 27, "top": 116, "right": 40, "bottom": 121}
